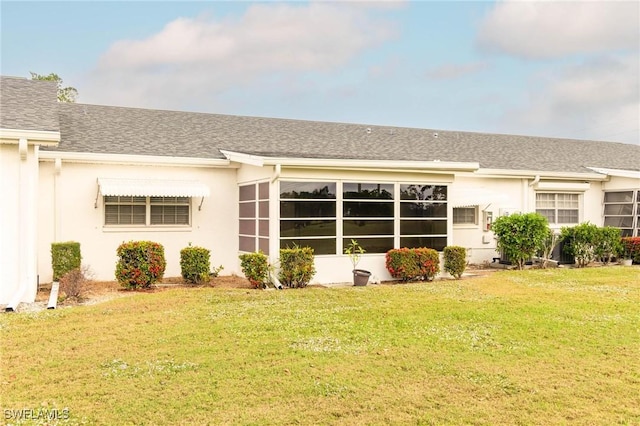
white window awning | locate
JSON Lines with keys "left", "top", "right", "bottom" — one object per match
{"left": 97, "top": 178, "right": 210, "bottom": 197}
{"left": 450, "top": 187, "right": 510, "bottom": 208}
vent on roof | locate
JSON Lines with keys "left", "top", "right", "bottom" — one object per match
{"left": 433, "top": 132, "right": 438, "bottom": 138}
{"left": 366, "top": 128, "right": 372, "bottom": 134}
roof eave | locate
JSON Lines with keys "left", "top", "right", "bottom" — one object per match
{"left": 220, "top": 150, "right": 479, "bottom": 172}
{"left": 0, "top": 128, "right": 60, "bottom": 145}
{"left": 39, "top": 151, "right": 235, "bottom": 168}
{"left": 475, "top": 168, "right": 609, "bottom": 181}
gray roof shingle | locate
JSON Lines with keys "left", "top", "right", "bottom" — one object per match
{"left": 45, "top": 102, "right": 640, "bottom": 173}
{"left": 0, "top": 76, "right": 59, "bottom": 132}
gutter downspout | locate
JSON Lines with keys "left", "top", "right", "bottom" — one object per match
{"left": 6, "top": 139, "right": 29, "bottom": 312}
{"left": 529, "top": 175, "right": 540, "bottom": 187}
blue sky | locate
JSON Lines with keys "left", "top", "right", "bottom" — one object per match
{"left": 2, "top": 1, "right": 638, "bottom": 145}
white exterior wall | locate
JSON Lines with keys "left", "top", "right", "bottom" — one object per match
{"left": 450, "top": 176, "right": 524, "bottom": 264}
{"left": 603, "top": 176, "right": 640, "bottom": 191}
{"left": 0, "top": 143, "right": 39, "bottom": 304}
{"left": 37, "top": 160, "right": 240, "bottom": 283}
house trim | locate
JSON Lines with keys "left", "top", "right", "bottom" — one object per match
{"left": 39, "top": 151, "right": 234, "bottom": 168}
{"left": 0, "top": 128, "right": 60, "bottom": 145}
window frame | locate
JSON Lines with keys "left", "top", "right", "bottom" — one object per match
{"left": 535, "top": 192, "right": 580, "bottom": 225}
{"left": 103, "top": 195, "right": 192, "bottom": 227}
{"left": 452, "top": 206, "right": 478, "bottom": 226}
{"left": 278, "top": 180, "right": 450, "bottom": 255}
{"left": 603, "top": 189, "right": 639, "bottom": 237}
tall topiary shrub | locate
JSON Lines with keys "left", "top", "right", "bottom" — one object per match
{"left": 279, "top": 246, "right": 316, "bottom": 288}
{"left": 239, "top": 251, "right": 269, "bottom": 288}
{"left": 560, "top": 222, "right": 599, "bottom": 267}
{"left": 385, "top": 247, "right": 440, "bottom": 282}
{"left": 115, "top": 241, "right": 166, "bottom": 289}
{"left": 51, "top": 241, "right": 81, "bottom": 281}
{"left": 180, "top": 244, "right": 211, "bottom": 284}
{"left": 492, "top": 212, "right": 549, "bottom": 270}
{"left": 443, "top": 246, "right": 467, "bottom": 279}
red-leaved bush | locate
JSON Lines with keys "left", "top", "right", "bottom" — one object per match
{"left": 115, "top": 241, "right": 166, "bottom": 289}
{"left": 385, "top": 247, "right": 440, "bottom": 282}
{"left": 621, "top": 237, "right": 640, "bottom": 264}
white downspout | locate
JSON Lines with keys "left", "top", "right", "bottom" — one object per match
{"left": 6, "top": 139, "right": 29, "bottom": 311}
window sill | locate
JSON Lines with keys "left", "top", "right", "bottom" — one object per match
{"left": 453, "top": 224, "right": 478, "bottom": 229}
{"left": 102, "top": 226, "right": 192, "bottom": 233}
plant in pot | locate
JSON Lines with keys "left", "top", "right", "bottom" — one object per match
{"left": 345, "top": 239, "right": 370, "bottom": 286}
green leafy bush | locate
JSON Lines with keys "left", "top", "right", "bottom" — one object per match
{"left": 180, "top": 245, "right": 211, "bottom": 284}
{"left": 385, "top": 247, "right": 440, "bottom": 282}
{"left": 279, "top": 246, "right": 316, "bottom": 288}
{"left": 443, "top": 246, "right": 467, "bottom": 279}
{"left": 51, "top": 241, "right": 81, "bottom": 281}
{"left": 560, "top": 222, "right": 599, "bottom": 267}
{"left": 115, "top": 241, "right": 166, "bottom": 289}
{"left": 621, "top": 237, "right": 640, "bottom": 263}
{"left": 492, "top": 213, "right": 549, "bottom": 270}
{"left": 593, "top": 226, "right": 622, "bottom": 265}
{"left": 239, "top": 251, "right": 269, "bottom": 288}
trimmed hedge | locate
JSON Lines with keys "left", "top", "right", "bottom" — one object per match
{"left": 239, "top": 251, "right": 269, "bottom": 288}
{"left": 443, "top": 246, "right": 467, "bottom": 279}
{"left": 51, "top": 241, "right": 81, "bottom": 281}
{"left": 279, "top": 246, "right": 316, "bottom": 288}
{"left": 180, "top": 245, "right": 211, "bottom": 284}
{"left": 385, "top": 247, "right": 440, "bottom": 282}
{"left": 115, "top": 241, "right": 166, "bottom": 289}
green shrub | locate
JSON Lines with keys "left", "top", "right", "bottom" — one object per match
{"left": 385, "top": 247, "right": 440, "bottom": 282}
{"left": 621, "top": 237, "right": 640, "bottom": 263}
{"left": 278, "top": 246, "right": 316, "bottom": 288}
{"left": 594, "top": 227, "right": 622, "bottom": 265}
{"left": 51, "top": 241, "right": 81, "bottom": 281}
{"left": 115, "top": 241, "right": 166, "bottom": 289}
{"left": 239, "top": 251, "right": 269, "bottom": 289}
{"left": 443, "top": 246, "right": 467, "bottom": 279}
{"left": 492, "top": 213, "right": 549, "bottom": 270}
{"left": 560, "top": 222, "right": 599, "bottom": 267}
{"left": 180, "top": 245, "right": 211, "bottom": 284}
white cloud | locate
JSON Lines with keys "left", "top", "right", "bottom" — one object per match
{"left": 83, "top": 2, "right": 399, "bottom": 109}
{"left": 501, "top": 54, "right": 639, "bottom": 144}
{"left": 425, "top": 61, "right": 489, "bottom": 80}
{"left": 477, "top": 1, "right": 639, "bottom": 59}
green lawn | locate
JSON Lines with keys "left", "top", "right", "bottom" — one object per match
{"left": 2, "top": 267, "right": 639, "bottom": 425}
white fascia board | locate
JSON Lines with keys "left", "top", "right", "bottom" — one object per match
{"left": 38, "top": 151, "right": 234, "bottom": 168}
{"left": 475, "top": 168, "right": 608, "bottom": 181}
{"left": 0, "top": 128, "right": 60, "bottom": 145}
{"left": 219, "top": 150, "right": 479, "bottom": 172}
{"left": 219, "top": 150, "right": 265, "bottom": 166}
{"left": 586, "top": 167, "right": 640, "bottom": 179}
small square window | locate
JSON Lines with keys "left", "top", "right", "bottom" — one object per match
{"left": 453, "top": 207, "right": 477, "bottom": 225}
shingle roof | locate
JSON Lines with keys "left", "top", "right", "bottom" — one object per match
{"left": 45, "top": 102, "right": 640, "bottom": 173}
{"left": 0, "top": 76, "right": 59, "bottom": 132}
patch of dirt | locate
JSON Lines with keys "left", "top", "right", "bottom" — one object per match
{"left": 29, "top": 275, "right": 253, "bottom": 311}
{"left": 25, "top": 268, "right": 497, "bottom": 313}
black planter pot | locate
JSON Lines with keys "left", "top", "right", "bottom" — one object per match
{"left": 352, "top": 269, "right": 371, "bottom": 286}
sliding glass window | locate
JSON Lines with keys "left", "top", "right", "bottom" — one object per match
{"left": 280, "top": 181, "right": 337, "bottom": 255}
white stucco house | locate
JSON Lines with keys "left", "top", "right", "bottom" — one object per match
{"left": 2, "top": 76, "right": 639, "bottom": 306}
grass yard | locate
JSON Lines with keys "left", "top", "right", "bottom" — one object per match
{"left": 1, "top": 267, "right": 639, "bottom": 425}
